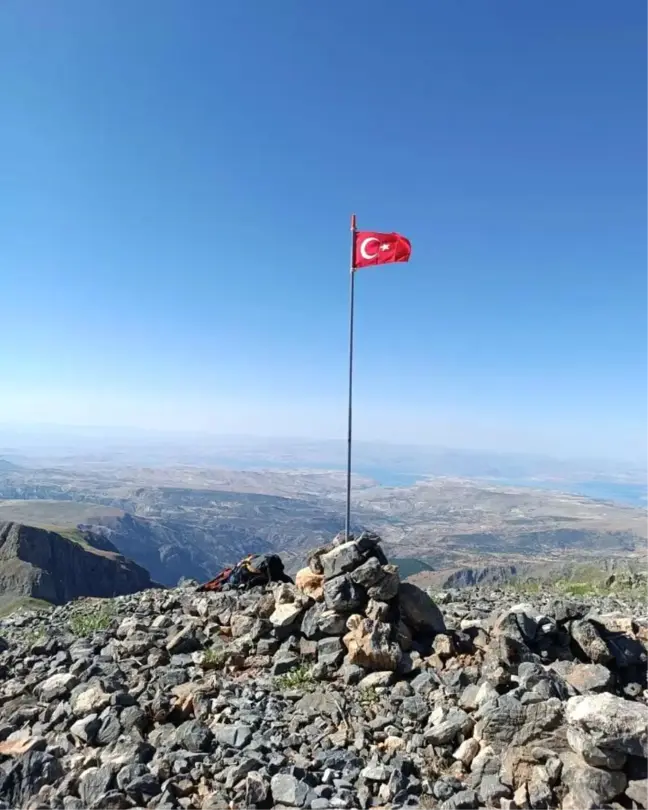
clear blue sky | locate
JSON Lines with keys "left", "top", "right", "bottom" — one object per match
{"left": 0, "top": 0, "right": 645, "bottom": 461}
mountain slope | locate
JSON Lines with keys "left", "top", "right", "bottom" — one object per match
{"left": 0, "top": 521, "right": 157, "bottom": 610}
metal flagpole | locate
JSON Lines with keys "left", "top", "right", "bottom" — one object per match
{"left": 345, "top": 213, "right": 357, "bottom": 540}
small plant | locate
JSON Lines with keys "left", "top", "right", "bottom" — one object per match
{"left": 24, "top": 628, "right": 47, "bottom": 647}
{"left": 506, "top": 579, "right": 542, "bottom": 595}
{"left": 274, "top": 665, "right": 314, "bottom": 690}
{"left": 202, "top": 647, "right": 230, "bottom": 670}
{"left": 558, "top": 581, "right": 597, "bottom": 596}
{"left": 69, "top": 605, "right": 115, "bottom": 637}
{"left": 358, "top": 686, "right": 380, "bottom": 707}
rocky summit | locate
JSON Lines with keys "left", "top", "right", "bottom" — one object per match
{"left": 0, "top": 531, "right": 646, "bottom": 810}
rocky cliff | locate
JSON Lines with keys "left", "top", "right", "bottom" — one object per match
{"left": 0, "top": 522, "right": 157, "bottom": 609}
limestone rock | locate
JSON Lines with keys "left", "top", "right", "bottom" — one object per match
{"left": 565, "top": 692, "right": 648, "bottom": 758}
{"left": 342, "top": 616, "right": 402, "bottom": 671}
{"left": 295, "top": 567, "right": 324, "bottom": 601}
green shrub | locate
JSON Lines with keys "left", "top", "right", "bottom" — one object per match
{"left": 274, "top": 665, "right": 314, "bottom": 690}
{"left": 69, "top": 605, "right": 115, "bottom": 636}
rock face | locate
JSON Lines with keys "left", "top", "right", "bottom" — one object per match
{"left": 0, "top": 531, "right": 646, "bottom": 810}
{"left": 0, "top": 522, "right": 157, "bottom": 609}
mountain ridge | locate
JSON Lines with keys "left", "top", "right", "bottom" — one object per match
{"left": 0, "top": 521, "right": 158, "bottom": 611}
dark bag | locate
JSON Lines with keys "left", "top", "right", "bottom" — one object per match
{"left": 197, "top": 553, "right": 292, "bottom": 593}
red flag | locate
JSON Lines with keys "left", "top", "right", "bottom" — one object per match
{"left": 353, "top": 230, "right": 412, "bottom": 270}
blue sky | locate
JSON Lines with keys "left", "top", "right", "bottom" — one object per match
{"left": 0, "top": 0, "right": 646, "bottom": 462}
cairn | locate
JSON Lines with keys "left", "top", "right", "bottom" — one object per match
{"left": 268, "top": 531, "right": 447, "bottom": 682}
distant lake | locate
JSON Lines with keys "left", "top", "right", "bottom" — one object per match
{"left": 569, "top": 481, "right": 647, "bottom": 507}
{"left": 351, "top": 466, "right": 425, "bottom": 487}
{"left": 480, "top": 477, "right": 647, "bottom": 507}
{"left": 207, "top": 457, "right": 424, "bottom": 488}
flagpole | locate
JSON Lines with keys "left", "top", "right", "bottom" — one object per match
{"left": 345, "top": 213, "right": 357, "bottom": 540}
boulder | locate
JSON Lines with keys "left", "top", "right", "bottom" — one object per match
{"left": 565, "top": 693, "right": 648, "bottom": 757}
{"left": 560, "top": 751, "right": 627, "bottom": 804}
{"left": 319, "top": 541, "right": 364, "bottom": 579}
{"left": 398, "top": 583, "right": 446, "bottom": 634}
{"left": 562, "top": 662, "right": 614, "bottom": 694}
{"left": 367, "top": 564, "right": 400, "bottom": 601}
{"left": 570, "top": 620, "right": 612, "bottom": 664}
{"left": 324, "top": 575, "right": 365, "bottom": 613}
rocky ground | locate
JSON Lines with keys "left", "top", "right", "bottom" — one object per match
{"left": 0, "top": 532, "right": 646, "bottom": 810}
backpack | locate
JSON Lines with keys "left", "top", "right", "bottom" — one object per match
{"left": 197, "top": 553, "right": 292, "bottom": 593}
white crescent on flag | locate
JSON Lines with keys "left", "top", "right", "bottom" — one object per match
{"left": 359, "top": 237, "right": 380, "bottom": 260}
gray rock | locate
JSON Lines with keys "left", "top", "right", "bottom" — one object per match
{"left": 90, "top": 789, "right": 133, "bottom": 808}
{"left": 411, "top": 671, "right": 441, "bottom": 696}
{"left": 570, "top": 620, "right": 612, "bottom": 664}
{"left": 317, "top": 637, "right": 344, "bottom": 667}
{"left": 165, "top": 624, "right": 201, "bottom": 655}
{"left": 439, "top": 789, "right": 479, "bottom": 809}
{"left": 479, "top": 775, "right": 511, "bottom": 805}
{"left": 398, "top": 583, "right": 446, "bottom": 634}
{"left": 474, "top": 695, "right": 526, "bottom": 751}
{"left": 96, "top": 713, "right": 122, "bottom": 746}
{"left": 245, "top": 771, "right": 270, "bottom": 805}
{"left": 349, "top": 557, "right": 384, "bottom": 588}
{"left": 358, "top": 670, "right": 395, "bottom": 689}
{"left": 324, "top": 576, "right": 364, "bottom": 613}
{"left": 125, "top": 774, "right": 161, "bottom": 801}
{"left": 116, "top": 765, "right": 148, "bottom": 791}
{"left": 0, "top": 751, "right": 64, "bottom": 807}
{"left": 175, "top": 720, "right": 213, "bottom": 752}
{"left": 319, "top": 542, "right": 364, "bottom": 579}
{"left": 119, "top": 705, "right": 147, "bottom": 732}
{"left": 37, "top": 672, "right": 78, "bottom": 700}
{"left": 212, "top": 723, "right": 252, "bottom": 749}
{"left": 425, "top": 709, "right": 473, "bottom": 745}
{"left": 367, "top": 566, "right": 400, "bottom": 601}
{"left": 360, "top": 763, "right": 392, "bottom": 781}
{"left": 270, "top": 773, "right": 310, "bottom": 807}
{"left": 271, "top": 649, "right": 300, "bottom": 675}
{"left": 70, "top": 713, "right": 101, "bottom": 744}
{"left": 560, "top": 751, "right": 627, "bottom": 804}
{"left": 294, "top": 691, "right": 340, "bottom": 718}
{"left": 269, "top": 602, "right": 304, "bottom": 628}
{"left": 62, "top": 796, "right": 86, "bottom": 810}
{"left": 79, "top": 766, "right": 116, "bottom": 807}
{"left": 566, "top": 726, "right": 627, "bottom": 770}
{"left": 301, "top": 604, "right": 348, "bottom": 639}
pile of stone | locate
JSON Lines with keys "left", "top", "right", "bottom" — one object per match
{"left": 0, "top": 533, "right": 646, "bottom": 810}
{"left": 269, "top": 531, "right": 446, "bottom": 682}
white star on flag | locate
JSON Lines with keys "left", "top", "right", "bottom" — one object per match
{"left": 379, "top": 243, "right": 390, "bottom": 251}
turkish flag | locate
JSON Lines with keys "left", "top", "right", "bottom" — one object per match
{"left": 353, "top": 231, "right": 412, "bottom": 270}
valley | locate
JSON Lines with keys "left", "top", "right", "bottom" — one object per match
{"left": 0, "top": 452, "right": 644, "bottom": 588}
